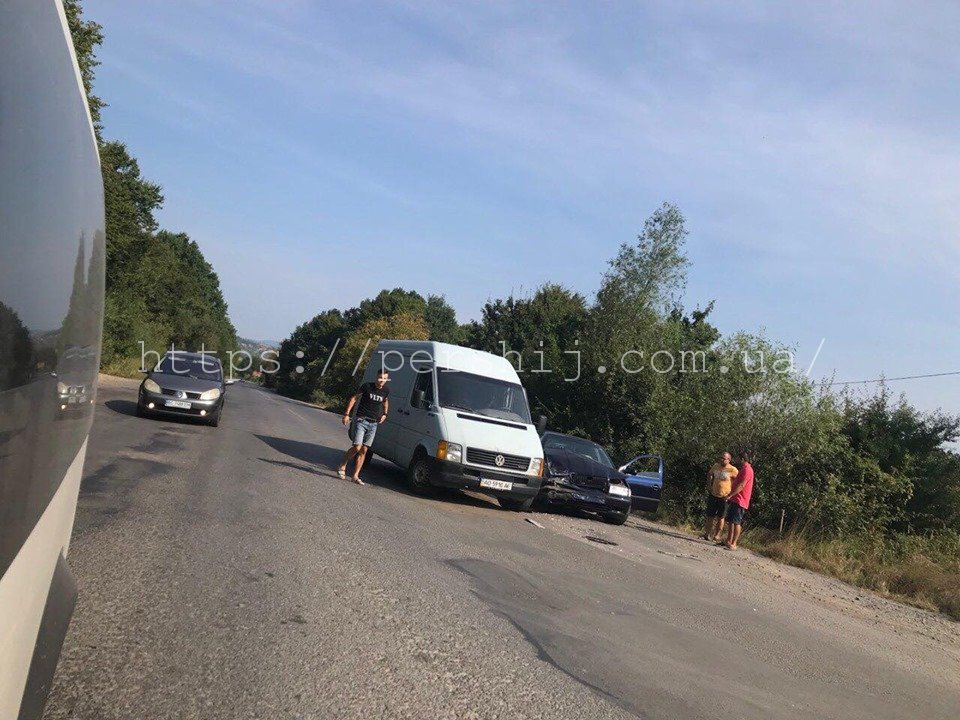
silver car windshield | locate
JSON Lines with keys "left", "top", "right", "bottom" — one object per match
{"left": 157, "top": 355, "right": 222, "bottom": 382}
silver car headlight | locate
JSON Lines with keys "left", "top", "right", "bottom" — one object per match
{"left": 57, "top": 381, "right": 69, "bottom": 394}
{"left": 608, "top": 484, "right": 631, "bottom": 497}
{"left": 199, "top": 388, "right": 221, "bottom": 401}
{"left": 144, "top": 378, "right": 161, "bottom": 393}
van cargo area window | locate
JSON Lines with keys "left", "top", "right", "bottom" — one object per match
{"left": 435, "top": 367, "right": 532, "bottom": 424}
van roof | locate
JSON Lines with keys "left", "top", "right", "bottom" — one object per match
{"left": 372, "top": 340, "right": 522, "bottom": 384}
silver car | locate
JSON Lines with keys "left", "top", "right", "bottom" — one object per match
{"left": 137, "top": 351, "right": 227, "bottom": 427}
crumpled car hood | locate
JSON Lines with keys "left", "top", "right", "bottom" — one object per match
{"left": 544, "top": 448, "right": 627, "bottom": 488}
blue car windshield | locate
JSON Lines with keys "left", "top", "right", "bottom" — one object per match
{"left": 542, "top": 434, "right": 614, "bottom": 468}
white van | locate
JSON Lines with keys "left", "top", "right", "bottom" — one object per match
{"left": 360, "top": 340, "right": 546, "bottom": 510}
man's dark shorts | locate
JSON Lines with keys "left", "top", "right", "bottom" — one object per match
{"left": 725, "top": 502, "right": 747, "bottom": 525}
{"left": 706, "top": 494, "right": 727, "bottom": 518}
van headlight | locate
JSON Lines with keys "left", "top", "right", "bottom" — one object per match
{"left": 144, "top": 378, "right": 161, "bottom": 393}
{"left": 529, "top": 458, "right": 543, "bottom": 476}
{"left": 57, "top": 381, "right": 69, "bottom": 394}
{"left": 199, "top": 388, "right": 221, "bottom": 401}
{"left": 436, "top": 440, "right": 462, "bottom": 463}
{"left": 609, "top": 484, "right": 631, "bottom": 497}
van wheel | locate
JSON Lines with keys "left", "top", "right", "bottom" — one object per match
{"left": 499, "top": 496, "right": 534, "bottom": 512}
{"left": 407, "top": 451, "right": 433, "bottom": 495}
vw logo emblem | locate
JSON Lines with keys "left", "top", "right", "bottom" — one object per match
{"left": 494, "top": 454, "right": 505, "bottom": 467}
{"left": 177, "top": 390, "right": 187, "bottom": 399}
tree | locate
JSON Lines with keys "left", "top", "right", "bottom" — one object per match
{"left": 0, "top": 302, "right": 33, "bottom": 391}
{"left": 424, "top": 295, "right": 464, "bottom": 343}
{"left": 346, "top": 289, "right": 426, "bottom": 329}
{"left": 596, "top": 202, "right": 691, "bottom": 317}
{"left": 100, "top": 142, "right": 164, "bottom": 284}
{"left": 276, "top": 310, "right": 347, "bottom": 400}
{"left": 321, "top": 313, "right": 429, "bottom": 407}
{"left": 62, "top": 0, "right": 105, "bottom": 136}
{"left": 467, "top": 283, "right": 588, "bottom": 428}
{"left": 66, "top": 1, "right": 237, "bottom": 372}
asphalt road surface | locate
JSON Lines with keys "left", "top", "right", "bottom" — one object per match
{"left": 43, "top": 379, "right": 960, "bottom": 720}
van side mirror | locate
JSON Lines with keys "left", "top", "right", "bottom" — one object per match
{"left": 412, "top": 389, "right": 425, "bottom": 409}
{"left": 535, "top": 415, "right": 547, "bottom": 435}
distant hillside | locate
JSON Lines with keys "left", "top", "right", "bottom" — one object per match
{"left": 238, "top": 337, "right": 279, "bottom": 355}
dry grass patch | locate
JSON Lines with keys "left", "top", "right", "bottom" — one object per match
{"left": 742, "top": 528, "right": 960, "bottom": 620}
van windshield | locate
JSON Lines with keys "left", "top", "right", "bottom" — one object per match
{"left": 435, "top": 367, "right": 532, "bottom": 424}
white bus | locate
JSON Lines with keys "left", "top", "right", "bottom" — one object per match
{"left": 0, "top": 1, "right": 105, "bottom": 717}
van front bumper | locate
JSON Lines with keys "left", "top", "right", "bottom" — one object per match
{"left": 427, "top": 458, "right": 541, "bottom": 500}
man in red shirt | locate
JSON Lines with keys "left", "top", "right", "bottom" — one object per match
{"left": 723, "top": 451, "right": 754, "bottom": 550}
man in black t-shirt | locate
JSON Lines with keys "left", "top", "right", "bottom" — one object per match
{"left": 336, "top": 369, "right": 390, "bottom": 485}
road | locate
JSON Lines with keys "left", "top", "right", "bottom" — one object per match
{"left": 43, "top": 378, "right": 960, "bottom": 720}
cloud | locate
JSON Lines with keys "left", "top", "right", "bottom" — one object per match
{"left": 119, "top": 0, "right": 959, "bottom": 280}
{"left": 94, "top": 0, "right": 960, "bottom": 414}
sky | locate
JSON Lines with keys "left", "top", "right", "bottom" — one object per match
{"left": 85, "top": 0, "right": 959, "bottom": 415}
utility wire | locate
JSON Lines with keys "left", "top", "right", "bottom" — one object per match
{"left": 827, "top": 370, "right": 960, "bottom": 387}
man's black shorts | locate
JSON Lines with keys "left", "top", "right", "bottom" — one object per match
{"left": 706, "top": 494, "right": 726, "bottom": 518}
{"left": 725, "top": 502, "right": 747, "bottom": 525}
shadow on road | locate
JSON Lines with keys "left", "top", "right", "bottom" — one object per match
{"left": 255, "top": 434, "right": 342, "bottom": 467}
{"left": 253, "top": 433, "right": 502, "bottom": 511}
{"left": 104, "top": 399, "right": 138, "bottom": 417}
{"left": 628, "top": 520, "right": 705, "bottom": 546}
{"left": 258, "top": 457, "right": 328, "bottom": 476}
{"left": 103, "top": 399, "right": 210, "bottom": 427}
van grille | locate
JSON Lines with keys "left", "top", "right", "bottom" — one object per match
{"left": 466, "top": 448, "right": 530, "bottom": 472}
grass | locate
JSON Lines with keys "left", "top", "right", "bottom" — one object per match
{"left": 740, "top": 527, "right": 960, "bottom": 620}
{"left": 99, "top": 356, "right": 146, "bottom": 379}
{"left": 650, "top": 501, "right": 960, "bottom": 620}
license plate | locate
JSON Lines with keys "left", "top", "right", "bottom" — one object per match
{"left": 480, "top": 478, "right": 513, "bottom": 491}
{"left": 164, "top": 400, "right": 191, "bottom": 409}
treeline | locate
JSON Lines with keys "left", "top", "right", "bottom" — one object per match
{"left": 278, "top": 204, "right": 960, "bottom": 545}
{"left": 66, "top": 1, "right": 237, "bottom": 374}
{"left": 273, "top": 290, "right": 462, "bottom": 404}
